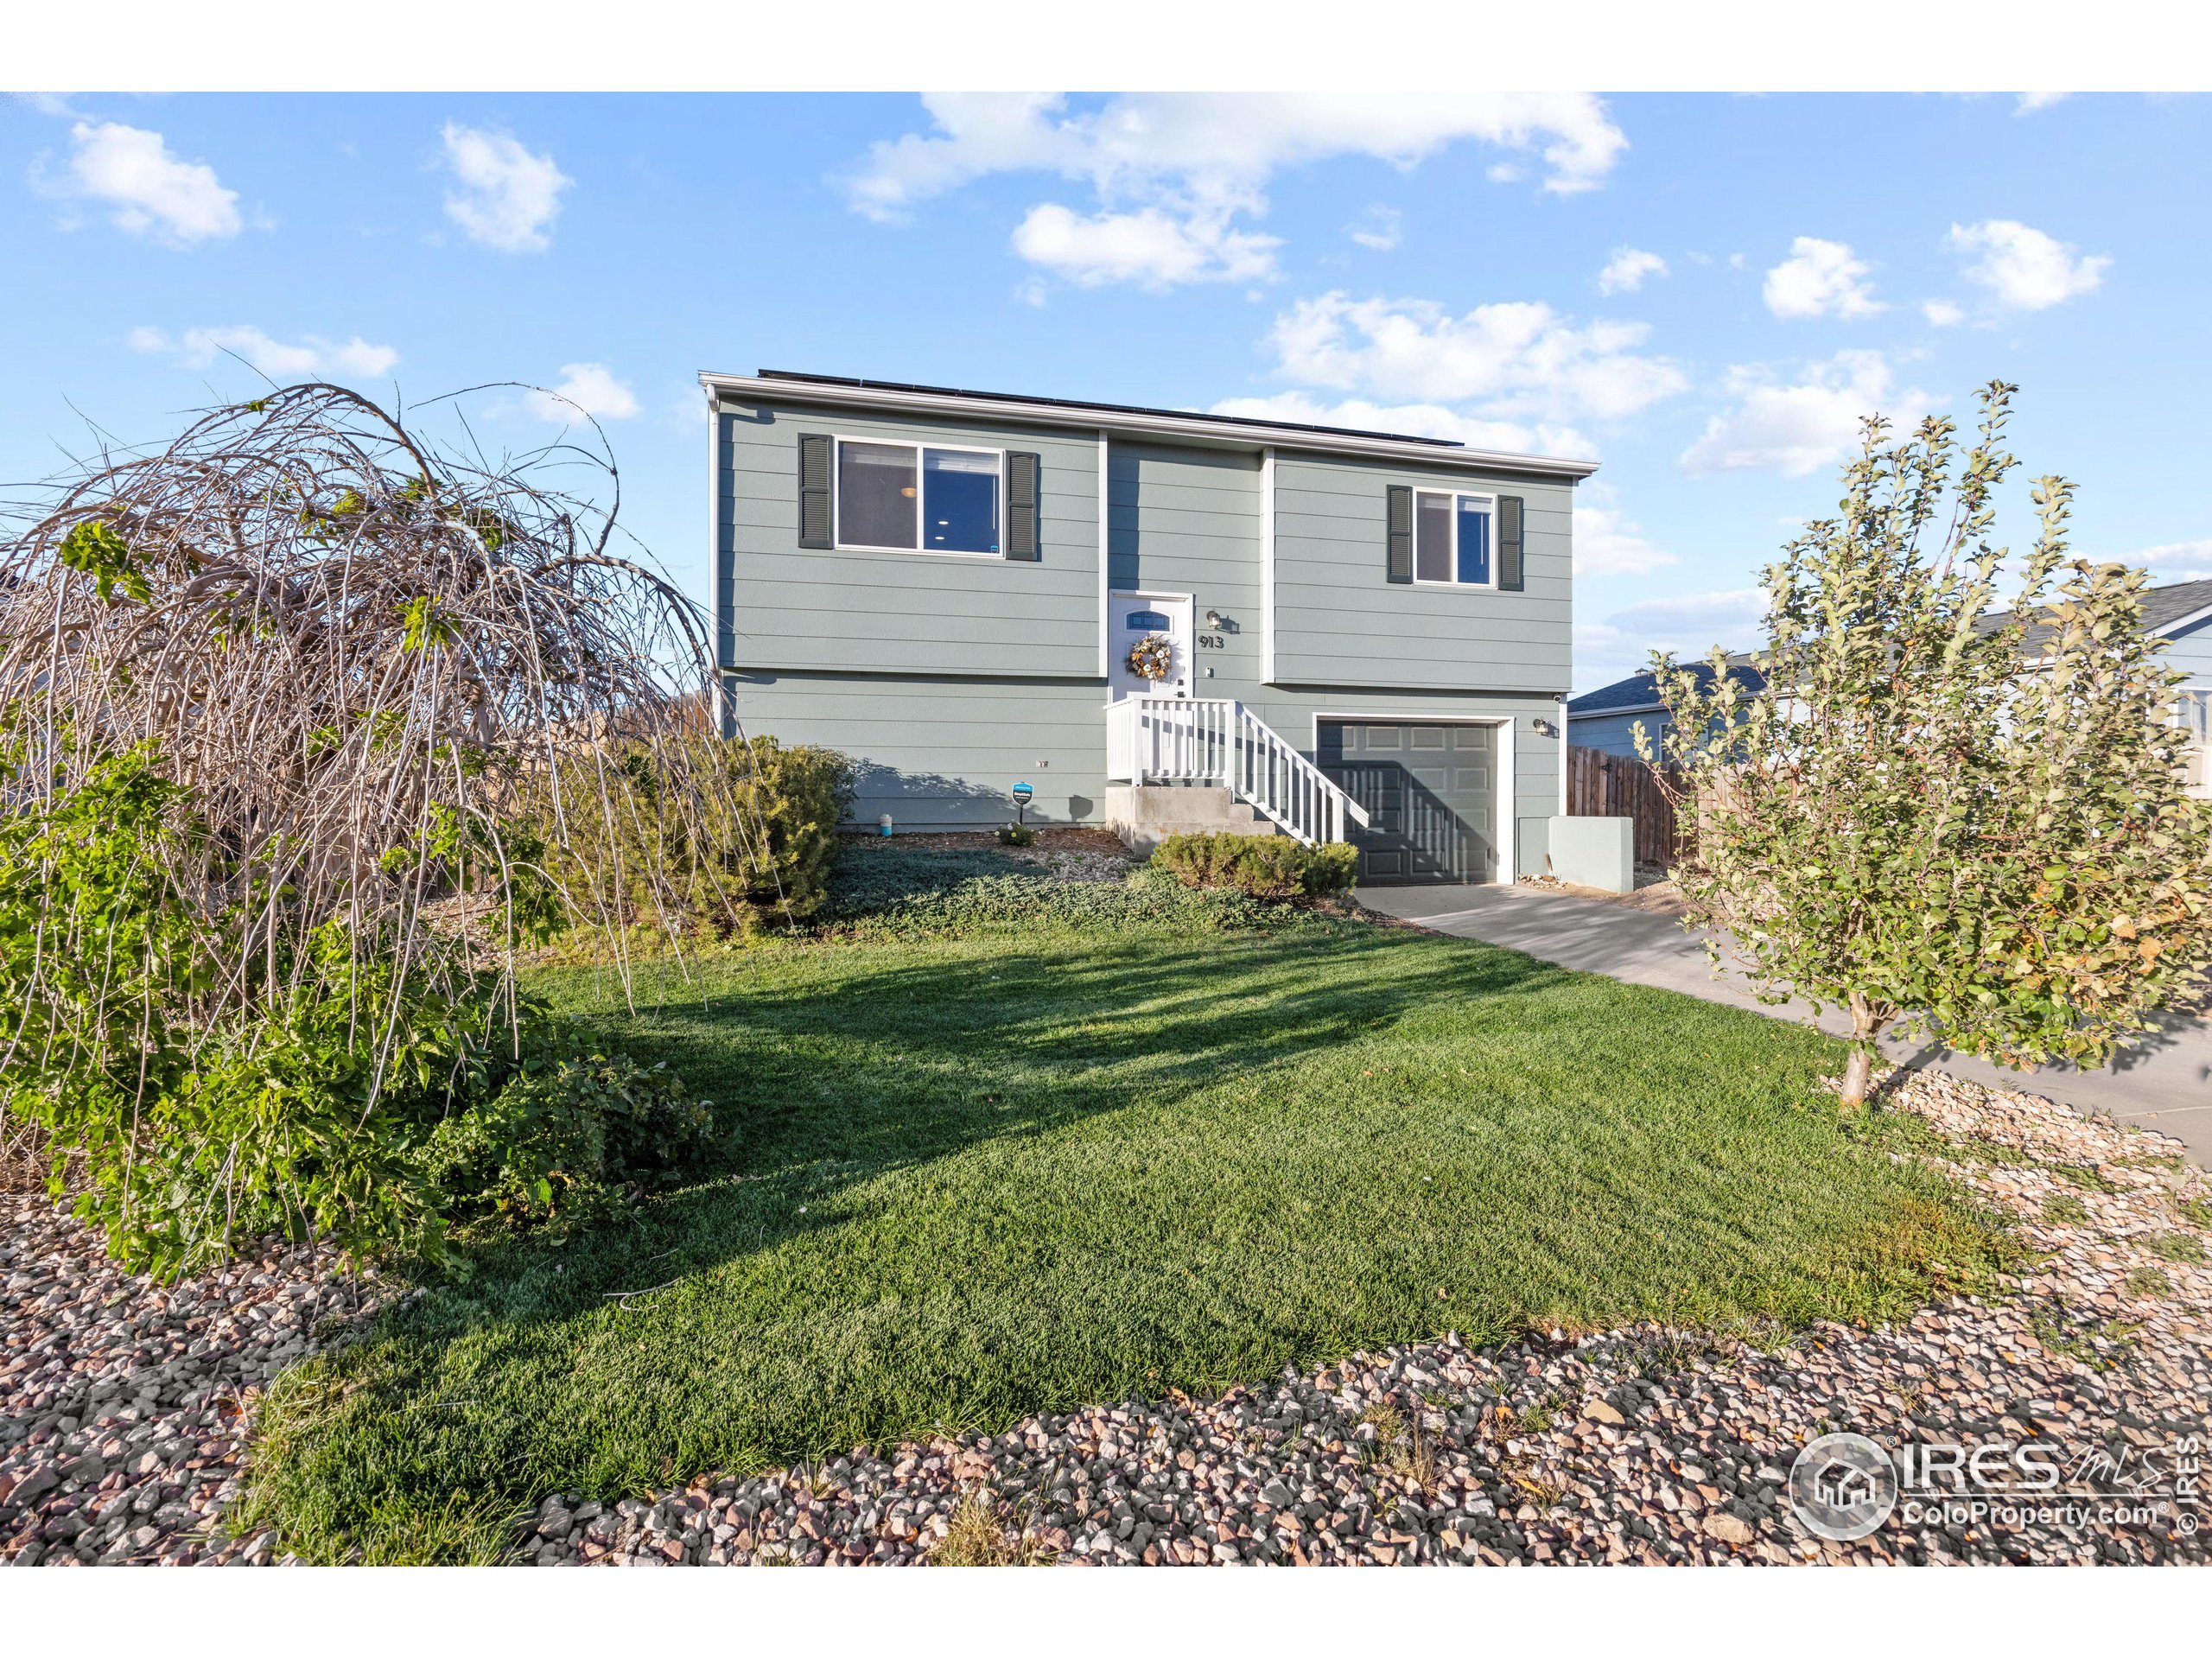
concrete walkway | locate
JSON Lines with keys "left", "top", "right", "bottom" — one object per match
{"left": 1360, "top": 882, "right": 2212, "bottom": 1168}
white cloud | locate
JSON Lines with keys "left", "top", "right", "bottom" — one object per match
{"left": 1680, "top": 350, "right": 1936, "bottom": 478}
{"left": 2016, "top": 92, "right": 2071, "bottom": 114}
{"left": 439, "top": 123, "right": 570, "bottom": 253}
{"left": 1946, "top": 219, "right": 2109, "bottom": 311}
{"left": 1011, "top": 203, "right": 1278, "bottom": 289}
{"left": 524, "top": 363, "right": 639, "bottom": 423}
{"left": 130, "top": 324, "right": 397, "bottom": 379}
{"left": 2122, "top": 538, "right": 2212, "bottom": 582}
{"left": 1762, "top": 236, "right": 1882, "bottom": 320}
{"left": 847, "top": 92, "right": 1625, "bottom": 289}
{"left": 851, "top": 92, "right": 1626, "bottom": 219}
{"left": 1573, "top": 485, "right": 1676, "bottom": 577}
{"left": 1922, "top": 299, "right": 1967, "bottom": 327}
{"left": 1345, "top": 205, "right": 1402, "bottom": 251}
{"left": 35, "top": 120, "right": 241, "bottom": 244}
{"left": 1596, "top": 247, "right": 1667, "bottom": 296}
{"left": 1262, "top": 290, "right": 1688, "bottom": 429}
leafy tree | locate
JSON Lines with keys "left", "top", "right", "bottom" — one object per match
{"left": 1643, "top": 382, "right": 2212, "bottom": 1109}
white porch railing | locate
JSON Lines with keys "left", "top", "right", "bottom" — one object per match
{"left": 1105, "top": 696, "right": 1372, "bottom": 847}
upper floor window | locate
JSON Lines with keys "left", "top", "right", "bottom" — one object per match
{"left": 836, "top": 438, "right": 1002, "bottom": 555}
{"left": 1414, "top": 490, "right": 1496, "bottom": 588}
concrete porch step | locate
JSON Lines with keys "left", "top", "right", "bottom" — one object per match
{"left": 1104, "top": 785, "right": 1282, "bottom": 855}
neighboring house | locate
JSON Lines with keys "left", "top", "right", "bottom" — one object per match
{"left": 701, "top": 369, "right": 1597, "bottom": 884}
{"left": 1567, "top": 655, "right": 1764, "bottom": 760}
{"left": 1567, "top": 576, "right": 2212, "bottom": 791}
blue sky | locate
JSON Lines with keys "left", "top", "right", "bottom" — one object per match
{"left": 5, "top": 90, "right": 2208, "bottom": 690}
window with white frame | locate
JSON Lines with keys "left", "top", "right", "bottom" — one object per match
{"left": 834, "top": 438, "right": 1002, "bottom": 555}
{"left": 1414, "top": 490, "right": 1497, "bottom": 587}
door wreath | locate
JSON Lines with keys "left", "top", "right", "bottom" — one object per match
{"left": 1126, "top": 633, "right": 1174, "bottom": 683}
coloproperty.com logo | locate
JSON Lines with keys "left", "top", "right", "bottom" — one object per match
{"left": 1787, "top": 1431, "right": 2204, "bottom": 1542}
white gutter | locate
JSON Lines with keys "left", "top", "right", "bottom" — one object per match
{"left": 1567, "top": 700, "right": 1669, "bottom": 721}
{"left": 698, "top": 372, "right": 1601, "bottom": 481}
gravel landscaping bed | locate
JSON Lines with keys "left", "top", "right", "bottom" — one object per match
{"left": 0, "top": 1195, "right": 389, "bottom": 1567}
{"left": 516, "top": 1071, "right": 2209, "bottom": 1567}
{"left": 3, "top": 1066, "right": 2205, "bottom": 1567}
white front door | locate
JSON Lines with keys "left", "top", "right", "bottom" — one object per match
{"left": 1107, "top": 593, "right": 1194, "bottom": 702}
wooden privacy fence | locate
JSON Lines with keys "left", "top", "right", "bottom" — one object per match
{"left": 1567, "top": 746, "right": 1688, "bottom": 868}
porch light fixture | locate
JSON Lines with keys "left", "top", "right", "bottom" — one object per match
{"left": 1205, "top": 608, "right": 1223, "bottom": 630}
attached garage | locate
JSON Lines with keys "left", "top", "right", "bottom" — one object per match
{"left": 1316, "top": 720, "right": 1498, "bottom": 885}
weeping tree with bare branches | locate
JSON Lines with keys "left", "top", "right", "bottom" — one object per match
{"left": 1643, "top": 381, "right": 2212, "bottom": 1110}
{"left": 0, "top": 383, "right": 785, "bottom": 1273}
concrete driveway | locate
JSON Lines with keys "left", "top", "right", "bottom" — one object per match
{"left": 1359, "top": 882, "right": 2212, "bottom": 1168}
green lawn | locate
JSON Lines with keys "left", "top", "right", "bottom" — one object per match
{"left": 248, "top": 905, "right": 2001, "bottom": 1562}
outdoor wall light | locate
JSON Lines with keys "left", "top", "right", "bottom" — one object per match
{"left": 1205, "top": 608, "right": 1223, "bottom": 630}
{"left": 1533, "top": 717, "right": 1559, "bottom": 738}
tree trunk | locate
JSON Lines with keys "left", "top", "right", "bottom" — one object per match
{"left": 1839, "top": 994, "right": 1887, "bottom": 1112}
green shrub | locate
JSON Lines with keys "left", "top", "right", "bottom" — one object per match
{"left": 550, "top": 735, "right": 855, "bottom": 938}
{"left": 0, "top": 747, "right": 719, "bottom": 1274}
{"left": 413, "top": 1047, "right": 718, "bottom": 1231}
{"left": 820, "top": 849, "right": 1319, "bottom": 940}
{"left": 995, "top": 821, "right": 1037, "bottom": 847}
{"left": 1151, "top": 833, "right": 1360, "bottom": 900}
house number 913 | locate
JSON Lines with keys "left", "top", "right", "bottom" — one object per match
{"left": 1196, "top": 634, "right": 1225, "bottom": 649}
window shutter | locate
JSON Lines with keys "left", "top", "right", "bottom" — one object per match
{"left": 1006, "top": 452, "right": 1041, "bottom": 560}
{"left": 1498, "top": 494, "right": 1525, "bottom": 591}
{"left": 797, "top": 433, "right": 832, "bottom": 549}
{"left": 1386, "top": 486, "right": 1413, "bottom": 583}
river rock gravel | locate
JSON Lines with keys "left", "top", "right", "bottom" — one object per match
{"left": 0, "top": 1193, "right": 387, "bottom": 1567}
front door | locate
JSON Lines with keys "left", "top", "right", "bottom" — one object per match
{"left": 1107, "top": 593, "right": 1194, "bottom": 702}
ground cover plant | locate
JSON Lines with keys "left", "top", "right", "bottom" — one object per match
{"left": 245, "top": 862, "right": 2005, "bottom": 1563}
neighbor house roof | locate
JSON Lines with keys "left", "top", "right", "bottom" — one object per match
{"left": 697, "top": 368, "right": 1603, "bottom": 480}
{"left": 1568, "top": 655, "right": 1764, "bottom": 721}
{"left": 1572, "top": 578, "right": 2212, "bottom": 721}
{"left": 1980, "top": 575, "right": 2212, "bottom": 652}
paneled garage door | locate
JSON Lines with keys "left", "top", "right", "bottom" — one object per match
{"left": 1316, "top": 720, "right": 1497, "bottom": 884}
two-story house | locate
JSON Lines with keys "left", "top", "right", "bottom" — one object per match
{"left": 702, "top": 369, "right": 1597, "bottom": 884}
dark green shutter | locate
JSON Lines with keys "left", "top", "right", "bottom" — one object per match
{"left": 797, "top": 433, "right": 832, "bottom": 549}
{"left": 1006, "top": 452, "right": 1041, "bottom": 560}
{"left": 1498, "top": 494, "right": 1525, "bottom": 591}
{"left": 1386, "top": 485, "right": 1413, "bottom": 583}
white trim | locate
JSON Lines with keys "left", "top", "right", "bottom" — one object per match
{"left": 1260, "top": 446, "right": 1277, "bottom": 683}
{"left": 1096, "top": 429, "right": 1110, "bottom": 679}
{"left": 830, "top": 434, "right": 1006, "bottom": 557}
{"left": 1306, "top": 711, "right": 1517, "bottom": 885}
{"left": 701, "top": 372, "right": 1601, "bottom": 480}
{"left": 1557, "top": 697, "right": 1570, "bottom": 819}
{"left": 2153, "top": 600, "right": 2212, "bottom": 639}
{"left": 1410, "top": 488, "right": 1500, "bottom": 589}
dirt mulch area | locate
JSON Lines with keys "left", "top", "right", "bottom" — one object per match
{"left": 837, "top": 828, "right": 1137, "bottom": 859}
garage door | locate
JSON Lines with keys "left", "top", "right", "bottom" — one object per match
{"left": 1316, "top": 721, "right": 1497, "bottom": 884}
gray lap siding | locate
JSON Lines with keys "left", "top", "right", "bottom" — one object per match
{"left": 716, "top": 396, "right": 1573, "bottom": 867}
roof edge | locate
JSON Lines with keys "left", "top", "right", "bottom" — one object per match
{"left": 698, "top": 371, "right": 1602, "bottom": 480}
